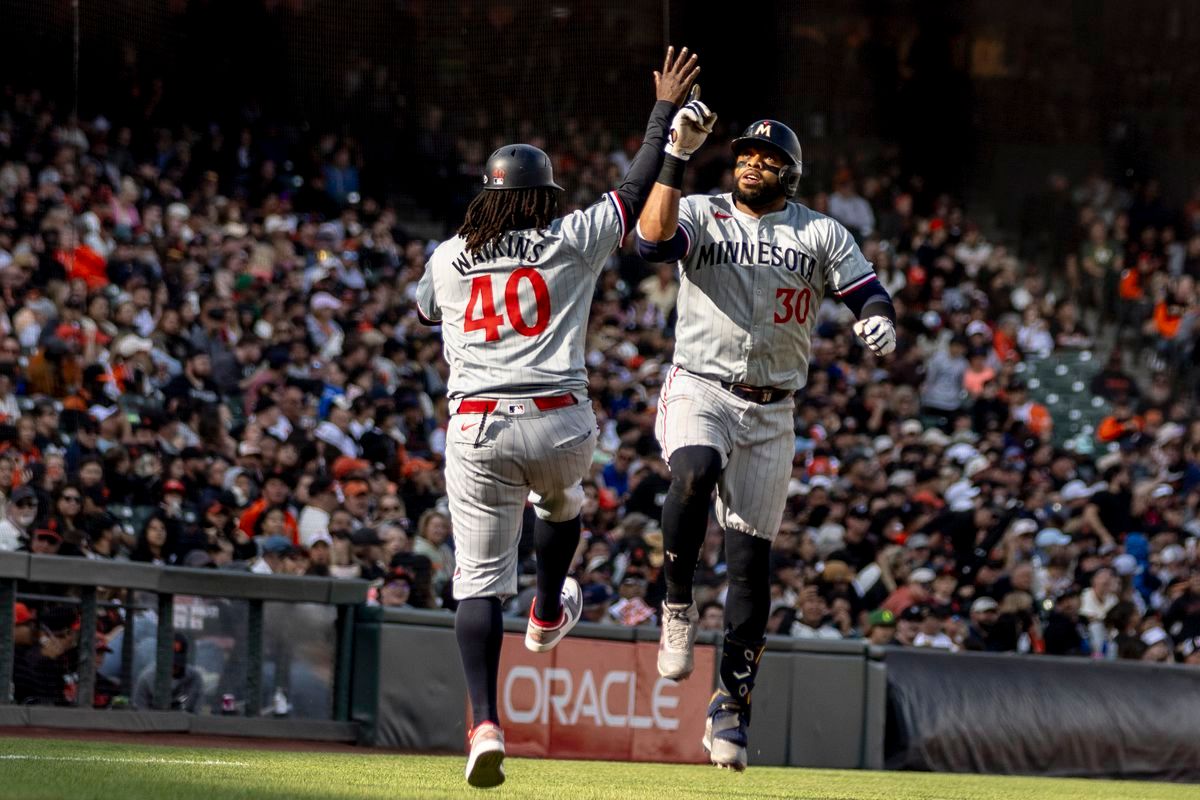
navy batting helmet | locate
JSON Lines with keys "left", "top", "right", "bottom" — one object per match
{"left": 482, "top": 144, "right": 562, "bottom": 191}
{"left": 731, "top": 120, "right": 803, "bottom": 197}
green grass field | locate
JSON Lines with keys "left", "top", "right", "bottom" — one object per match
{"left": 1, "top": 736, "right": 1198, "bottom": 800}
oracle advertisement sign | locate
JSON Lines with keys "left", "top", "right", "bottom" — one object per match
{"left": 492, "top": 633, "right": 716, "bottom": 763}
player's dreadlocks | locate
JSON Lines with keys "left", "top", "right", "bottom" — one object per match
{"left": 459, "top": 188, "right": 559, "bottom": 256}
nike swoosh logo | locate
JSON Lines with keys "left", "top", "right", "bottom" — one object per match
{"left": 460, "top": 422, "right": 479, "bottom": 432}
{"left": 714, "top": 212, "right": 733, "bottom": 219}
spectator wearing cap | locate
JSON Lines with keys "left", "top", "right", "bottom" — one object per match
{"left": 892, "top": 604, "right": 922, "bottom": 646}
{"left": 133, "top": 633, "right": 203, "bottom": 712}
{"left": 1085, "top": 465, "right": 1134, "bottom": 542}
{"left": 963, "top": 596, "right": 1006, "bottom": 651}
{"left": 1043, "top": 590, "right": 1087, "bottom": 656}
{"left": 609, "top": 570, "right": 657, "bottom": 626}
{"left": 0, "top": 484, "right": 39, "bottom": 550}
{"left": 864, "top": 609, "right": 897, "bottom": 645}
{"left": 882, "top": 566, "right": 936, "bottom": 616}
{"left": 1164, "top": 569, "right": 1200, "bottom": 642}
{"left": 912, "top": 605, "right": 957, "bottom": 651}
{"left": 89, "top": 635, "right": 122, "bottom": 709}
{"left": 412, "top": 510, "right": 454, "bottom": 600}
{"left": 237, "top": 473, "right": 298, "bottom": 544}
{"left": 828, "top": 504, "right": 876, "bottom": 570}
{"left": 305, "top": 532, "right": 334, "bottom": 576}
{"left": 380, "top": 566, "right": 414, "bottom": 608}
{"left": 1001, "top": 518, "right": 1039, "bottom": 569}
{"left": 580, "top": 583, "right": 614, "bottom": 624}
{"left": 27, "top": 526, "right": 64, "bottom": 556}
{"left": 315, "top": 398, "right": 360, "bottom": 462}
{"left": 307, "top": 292, "right": 345, "bottom": 360}
{"left": 250, "top": 535, "right": 294, "bottom": 575}
{"left": 1176, "top": 636, "right": 1200, "bottom": 665}
{"left": 13, "top": 606, "right": 77, "bottom": 705}
{"left": 1140, "top": 627, "right": 1173, "bottom": 663}
{"left": 298, "top": 475, "right": 338, "bottom": 547}
{"left": 340, "top": 479, "right": 372, "bottom": 527}
{"left": 1097, "top": 399, "right": 1143, "bottom": 444}
{"left": 13, "top": 603, "right": 37, "bottom": 652}
{"left": 350, "top": 527, "right": 388, "bottom": 582}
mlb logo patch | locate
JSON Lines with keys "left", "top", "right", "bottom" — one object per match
{"left": 491, "top": 167, "right": 506, "bottom": 186}
{"left": 506, "top": 402, "right": 526, "bottom": 415}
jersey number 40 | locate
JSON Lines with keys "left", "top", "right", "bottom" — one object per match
{"left": 464, "top": 267, "right": 551, "bottom": 341}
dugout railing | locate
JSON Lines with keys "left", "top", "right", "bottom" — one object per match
{"left": 0, "top": 550, "right": 368, "bottom": 742}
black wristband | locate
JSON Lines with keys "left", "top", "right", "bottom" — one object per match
{"left": 658, "top": 154, "right": 687, "bottom": 189}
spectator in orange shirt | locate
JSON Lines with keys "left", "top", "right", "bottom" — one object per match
{"left": 55, "top": 226, "right": 109, "bottom": 291}
{"left": 963, "top": 347, "right": 997, "bottom": 397}
{"left": 237, "top": 473, "right": 299, "bottom": 544}
{"left": 1006, "top": 382, "right": 1053, "bottom": 440}
{"left": 1152, "top": 297, "right": 1182, "bottom": 340}
{"left": 1097, "top": 401, "right": 1143, "bottom": 444}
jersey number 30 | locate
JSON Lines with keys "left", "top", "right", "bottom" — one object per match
{"left": 465, "top": 267, "right": 551, "bottom": 341}
{"left": 774, "top": 287, "right": 811, "bottom": 324}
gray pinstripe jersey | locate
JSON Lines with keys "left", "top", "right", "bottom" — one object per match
{"left": 417, "top": 193, "right": 627, "bottom": 399}
{"left": 666, "top": 193, "right": 877, "bottom": 391}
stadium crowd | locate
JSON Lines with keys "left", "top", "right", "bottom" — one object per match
{"left": 4, "top": 84, "right": 1200, "bottom": 709}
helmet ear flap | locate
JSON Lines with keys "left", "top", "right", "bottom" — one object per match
{"left": 779, "top": 163, "right": 803, "bottom": 197}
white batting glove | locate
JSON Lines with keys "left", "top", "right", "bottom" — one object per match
{"left": 665, "top": 99, "right": 717, "bottom": 161}
{"left": 853, "top": 316, "right": 896, "bottom": 356}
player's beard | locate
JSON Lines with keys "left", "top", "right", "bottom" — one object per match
{"left": 733, "top": 178, "right": 785, "bottom": 210}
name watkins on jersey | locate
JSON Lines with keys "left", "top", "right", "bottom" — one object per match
{"left": 450, "top": 233, "right": 548, "bottom": 275}
{"left": 693, "top": 238, "right": 817, "bottom": 281}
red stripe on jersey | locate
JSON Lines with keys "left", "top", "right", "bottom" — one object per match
{"left": 607, "top": 191, "right": 628, "bottom": 243}
{"left": 833, "top": 273, "right": 877, "bottom": 297}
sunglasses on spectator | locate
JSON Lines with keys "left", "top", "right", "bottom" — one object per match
{"left": 61, "top": 495, "right": 82, "bottom": 503}
{"left": 15, "top": 500, "right": 36, "bottom": 508}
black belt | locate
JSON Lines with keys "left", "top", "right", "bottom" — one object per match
{"left": 720, "top": 381, "right": 793, "bottom": 404}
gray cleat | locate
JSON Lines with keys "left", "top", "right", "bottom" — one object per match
{"left": 657, "top": 601, "right": 699, "bottom": 680}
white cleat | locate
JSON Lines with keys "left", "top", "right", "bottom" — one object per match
{"left": 701, "top": 697, "right": 749, "bottom": 772}
{"left": 657, "top": 601, "right": 699, "bottom": 680}
{"left": 465, "top": 722, "right": 505, "bottom": 788}
{"left": 702, "top": 716, "right": 749, "bottom": 771}
{"left": 525, "top": 577, "right": 583, "bottom": 653}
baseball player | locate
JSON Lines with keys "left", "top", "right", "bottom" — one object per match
{"left": 416, "top": 47, "right": 704, "bottom": 789}
{"left": 635, "top": 119, "right": 897, "bottom": 770}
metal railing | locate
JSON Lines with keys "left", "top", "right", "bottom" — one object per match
{"left": 0, "top": 552, "right": 368, "bottom": 721}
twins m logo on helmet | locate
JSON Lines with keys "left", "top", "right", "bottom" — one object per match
{"left": 753, "top": 121, "right": 772, "bottom": 136}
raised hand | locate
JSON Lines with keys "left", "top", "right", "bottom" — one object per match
{"left": 654, "top": 46, "right": 701, "bottom": 106}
